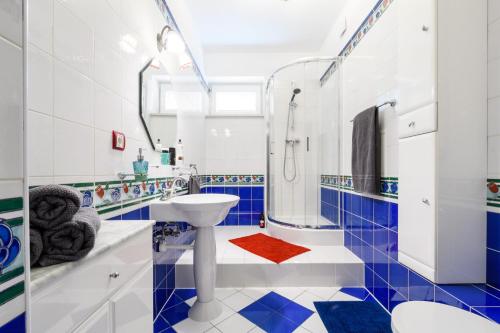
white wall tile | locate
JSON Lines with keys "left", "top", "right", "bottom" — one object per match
{"left": 489, "top": 18, "right": 500, "bottom": 62}
{"left": 28, "top": 45, "right": 53, "bottom": 115}
{"left": 488, "top": 135, "right": 500, "bottom": 178}
{"left": 94, "top": 84, "right": 122, "bottom": 132}
{"left": 28, "top": 111, "right": 54, "bottom": 177}
{"left": 489, "top": 97, "right": 500, "bottom": 137}
{"left": 122, "top": 99, "right": 144, "bottom": 141}
{"left": 54, "top": 59, "right": 93, "bottom": 126}
{"left": 54, "top": 119, "right": 94, "bottom": 176}
{"left": 489, "top": 0, "right": 500, "bottom": 24}
{"left": 489, "top": 58, "right": 500, "bottom": 99}
{"left": 0, "top": 0, "right": 22, "bottom": 46}
{"left": 94, "top": 37, "right": 124, "bottom": 95}
{"left": 0, "top": 38, "right": 23, "bottom": 179}
{"left": 53, "top": 1, "right": 94, "bottom": 77}
{"left": 28, "top": 0, "right": 53, "bottom": 53}
{"left": 94, "top": 129, "right": 123, "bottom": 176}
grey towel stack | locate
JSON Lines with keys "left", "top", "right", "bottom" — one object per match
{"left": 29, "top": 185, "right": 101, "bottom": 267}
{"left": 351, "top": 106, "right": 381, "bottom": 195}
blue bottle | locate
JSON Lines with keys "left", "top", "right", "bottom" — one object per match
{"left": 133, "top": 148, "right": 149, "bottom": 181}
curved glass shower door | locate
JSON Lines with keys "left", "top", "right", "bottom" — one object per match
{"left": 266, "top": 58, "right": 342, "bottom": 229}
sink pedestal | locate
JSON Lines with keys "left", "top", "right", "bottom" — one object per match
{"left": 150, "top": 194, "right": 240, "bottom": 322}
{"left": 188, "top": 226, "right": 222, "bottom": 321}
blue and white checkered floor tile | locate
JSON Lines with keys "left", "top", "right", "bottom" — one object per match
{"left": 154, "top": 287, "right": 373, "bottom": 333}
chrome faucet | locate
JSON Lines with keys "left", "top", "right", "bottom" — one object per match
{"left": 160, "top": 176, "right": 187, "bottom": 201}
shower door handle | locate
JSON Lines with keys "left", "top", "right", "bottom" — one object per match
{"left": 307, "top": 137, "right": 310, "bottom": 152}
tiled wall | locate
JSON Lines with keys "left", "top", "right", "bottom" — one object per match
{"left": 0, "top": 1, "right": 26, "bottom": 331}
{"left": 487, "top": 1, "right": 500, "bottom": 294}
{"left": 201, "top": 175, "right": 265, "bottom": 226}
{"left": 27, "top": 0, "right": 206, "bottom": 187}
{"left": 341, "top": 192, "right": 500, "bottom": 323}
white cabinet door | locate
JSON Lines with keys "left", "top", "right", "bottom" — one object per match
{"left": 397, "top": 0, "right": 437, "bottom": 114}
{"left": 398, "top": 133, "right": 436, "bottom": 281}
{"left": 74, "top": 303, "right": 111, "bottom": 333}
{"left": 110, "top": 263, "right": 153, "bottom": 333}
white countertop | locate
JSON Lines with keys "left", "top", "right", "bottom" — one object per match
{"left": 30, "top": 220, "right": 155, "bottom": 293}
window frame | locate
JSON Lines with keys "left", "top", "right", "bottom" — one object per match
{"left": 209, "top": 81, "right": 264, "bottom": 117}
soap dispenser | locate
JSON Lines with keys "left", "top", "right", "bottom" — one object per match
{"left": 133, "top": 148, "right": 149, "bottom": 181}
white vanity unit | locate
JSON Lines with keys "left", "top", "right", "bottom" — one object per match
{"left": 396, "top": 0, "right": 487, "bottom": 283}
{"left": 30, "top": 221, "right": 155, "bottom": 333}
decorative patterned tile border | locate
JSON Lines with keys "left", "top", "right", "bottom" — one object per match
{"left": 321, "top": 175, "right": 398, "bottom": 199}
{"left": 320, "top": 0, "right": 395, "bottom": 86}
{"left": 0, "top": 197, "right": 24, "bottom": 311}
{"left": 203, "top": 175, "right": 264, "bottom": 186}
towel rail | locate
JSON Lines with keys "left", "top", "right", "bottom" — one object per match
{"left": 349, "top": 99, "right": 397, "bottom": 122}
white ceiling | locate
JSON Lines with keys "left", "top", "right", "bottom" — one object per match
{"left": 183, "top": 0, "right": 347, "bottom": 53}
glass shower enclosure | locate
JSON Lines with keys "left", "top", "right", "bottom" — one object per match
{"left": 265, "top": 57, "right": 343, "bottom": 229}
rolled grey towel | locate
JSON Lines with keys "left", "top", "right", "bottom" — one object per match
{"left": 38, "top": 208, "right": 101, "bottom": 267}
{"left": 30, "top": 228, "right": 43, "bottom": 267}
{"left": 30, "top": 185, "right": 82, "bottom": 230}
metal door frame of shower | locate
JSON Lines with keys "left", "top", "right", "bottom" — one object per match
{"left": 264, "top": 56, "right": 343, "bottom": 230}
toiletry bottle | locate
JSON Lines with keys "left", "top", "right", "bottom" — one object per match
{"left": 176, "top": 139, "right": 184, "bottom": 167}
{"left": 155, "top": 139, "right": 162, "bottom": 152}
{"left": 259, "top": 213, "right": 265, "bottom": 228}
{"left": 161, "top": 149, "right": 170, "bottom": 166}
{"left": 132, "top": 148, "right": 149, "bottom": 181}
{"left": 169, "top": 147, "right": 176, "bottom": 166}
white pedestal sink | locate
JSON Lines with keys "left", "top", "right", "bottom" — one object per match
{"left": 150, "top": 194, "right": 239, "bottom": 322}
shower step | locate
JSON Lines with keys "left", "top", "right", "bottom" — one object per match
{"left": 174, "top": 227, "right": 364, "bottom": 288}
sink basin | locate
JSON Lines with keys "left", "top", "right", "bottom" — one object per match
{"left": 169, "top": 194, "right": 239, "bottom": 227}
{"left": 150, "top": 193, "right": 240, "bottom": 322}
{"left": 150, "top": 194, "right": 239, "bottom": 227}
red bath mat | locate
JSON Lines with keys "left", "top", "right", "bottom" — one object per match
{"left": 229, "top": 233, "right": 311, "bottom": 264}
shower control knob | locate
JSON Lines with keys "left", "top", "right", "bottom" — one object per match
{"left": 422, "top": 198, "right": 430, "bottom": 205}
{"left": 109, "top": 272, "right": 120, "bottom": 279}
{"left": 422, "top": 25, "right": 429, "bottom": 32}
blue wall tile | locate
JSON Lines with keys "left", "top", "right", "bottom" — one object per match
{"left": 225, "top": 186, "right": 239, "bottom": 195}
{"left": 373, "top": 199, "right": 389, "bottom": 227}
{"left": 225, "top": 214, "right": 239, "bottom": 226}
{"left": 487, "top": 249, "right": 500, "bottom": 289}
{"left": 351, "top": 194, "right": 361, "bottom": 216}
{"left": 487, "top": 212, "right": 500, "bottom": 252}
{"left": 361, "top": 197, "right": 373, "bottom": 221}
{"left": 389, "top": 203, "right": 398, "bottom": 232}
{"left": 434, "top": 287, "right": 469, "bottom": 310}
{"left": 0, "top": 313, "right": 25, "bottom": 333}
{"left": 239, "top": 214, "right": 252, "bottom": 225}
{"left": 389, "top": 259, "right": 408, "bottom": 299}
{"left": 122, "top": 208, "right": 141, "bottom": 220}
{"left": 374, "top": 273, "right": 389, "bottom": 309}
{"left": 141, "top": 206, "right": 150, "bottom": 220}
{"left": 239, "top": 187, "right": 252, "bottom": 199}
{"left": 409, "top": 271, "right": 434, "bottom": 302}
{"left": 374, "top": 249, "right": 389, "bottom": 283}
{"left": 252, "top": 186, "right": 264, "bottom": 199}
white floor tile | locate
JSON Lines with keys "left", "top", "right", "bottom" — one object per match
{"left": 205, "top": 327, "right": 222, "bottom": 333}
{"left": 172, "top": 317, "right": 213, "bottom": 333}
{"left": 293, "top": 291, "right": 324, "bottom": 311}
{"left": 248, "top": 326, "right": 266, "bottom": 333}
{"left": 293, "top": 327, "right": 311, "bottom": 333}
{"left": 185, "top": 297, "right": 196, "bottom": 307}
{"left": 240, "top": 288, "right": 270, "bottom": 300}
{"left": 329, "top": 291, "right": 363, "bottom": 301}
{"left": 215, "top": 313, "right": 255, "bottom": 333}
{"left": 222, "top": 291, "right": 255, "bottom": 311}
{"left": 210, "top": 303, "right": 236, "bottom": 325}
{"left": 273, "top": 287, "right": 306, "bottom": 300}
{"left": 306, "top": 287, "right": 341, "bottom": 300}
{"left": 300, "top": 313, "right": 328, "bottom": 333}
{"left": 215, "top": 288, "right": 239, "bottom": 301}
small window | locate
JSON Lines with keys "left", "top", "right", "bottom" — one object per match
{"left": 210, "top": 83, "right": 262, "bottom": 116}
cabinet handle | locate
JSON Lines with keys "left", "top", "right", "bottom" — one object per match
{"left": 422, "top": 25, "right": 429, "bottom": 32}
{"left": 422, "top": 198, "right": 430, "bottom": 205}
{"left": 408, "top": 121, "right": 416, "bottom": 128}
{"left": 109, "top": 272, "right": 120, "bottom": 279}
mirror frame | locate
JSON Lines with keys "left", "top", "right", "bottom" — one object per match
{"left": 140, "top": 0, "right": 210, "bottom": 150}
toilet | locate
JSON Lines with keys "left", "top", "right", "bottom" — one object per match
{"left": 391, "top": 302, "right": 499, "bottom": 333}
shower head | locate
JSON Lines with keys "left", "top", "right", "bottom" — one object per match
{"left": 290, "top": 88, "right": 301, "bottom": 103}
